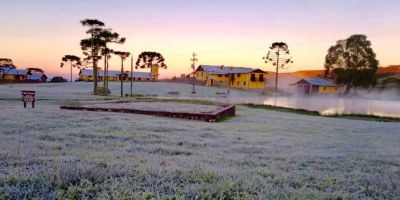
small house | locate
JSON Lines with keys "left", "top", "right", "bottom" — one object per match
{"left": 28, "top": 73, "right": 48, "bottom": 83}
{"left": 291, "top": 78, "right": 342, "bottom": 95}
{"left": 3, "top": 68, "right": 31, "bottom": 81}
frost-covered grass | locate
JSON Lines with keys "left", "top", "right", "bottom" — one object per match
{"left": 0, "top": 82, "right": 399, "bottom": 199}
{"left": 83, "top": 101, "right": 221, "bottom": 113}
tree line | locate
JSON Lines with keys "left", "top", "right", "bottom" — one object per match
{"left": 61, "top": 18, "right": 167, "bottom": 97}
{"left": 56, "top": 18, "right": 379, "bottom": 95}
{"left": 265, "top": 34, "right": 378, "bottom": 93}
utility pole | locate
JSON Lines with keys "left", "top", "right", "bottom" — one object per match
{"left": 70, "top": 62, "right": 73, "bottom": 82}
{"left": 190, "top": 52, "right": 198, "bottom": 94}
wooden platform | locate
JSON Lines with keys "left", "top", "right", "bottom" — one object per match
{"left": 60, "top": 103, "right": 235, "bottom": 122}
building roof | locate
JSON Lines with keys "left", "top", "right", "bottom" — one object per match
{"left": 293, "top": 78, "right": 338, "bottom": 86}
{"left": 28, "top": 73, "right": 47, "bottom": 80}
{"left": 130, "top": 72, "right": 152, "bottom": 78}
{"left": 5, "top": 69, "right": 31, "bottom": 75}
{"left": 196, "top": 65, "right": 266, "bottom": 75}
{"left": 0, "top": 65, "right": 15, "bottom": 73}
{"left": 80, "top": 69, "right": 152, "bottom": 78}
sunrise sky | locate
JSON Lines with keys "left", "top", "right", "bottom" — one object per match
{"left": 0, "top": 0, "right": 399, "bottom": 79}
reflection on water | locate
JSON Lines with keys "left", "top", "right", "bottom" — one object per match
{"left": 200, "top": 95, "right": 400, "bottom": 118}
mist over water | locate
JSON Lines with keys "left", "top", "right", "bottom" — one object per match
{"left": 203, "top": 90, "right": 400, "bottom": 118}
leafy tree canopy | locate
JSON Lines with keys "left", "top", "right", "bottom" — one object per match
{"left": 325, "top": 34, "right": 379, "bottom": 89}
{"left": 113, "top": 51, "right": 130, "bottom": 60}
{"left": 0, "top": 58, "right": 14, "bottom": 67}
{"left": 135, "top": 52, "right": 167, "bottom": 69}
{"left": 50, "top": 76, "right": 67, "bottom": 83}
{"left": 27, "top": 67, "right": 44, "bottom": 73}
{"left": 61, "top": 55, "right": 82, "bottom": 68}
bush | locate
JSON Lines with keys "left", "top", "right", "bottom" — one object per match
{"left": 50, "top": 76, "right": 68, "bottom": 83}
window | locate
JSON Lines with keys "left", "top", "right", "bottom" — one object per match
{"left": 201, "top": 72, "right": 204, "bottom": 76}
{"left": 218, "top": 74, "right": 222, "bottom": 77}
{"left": 250, "top": 74, "right": 256, "bottom": 81}
{"left": 243, "top": 81, "right": 246, "bottom": 86}
{"left": 323, "top": 87, "right": 326, "bottom": 90}
{"left": 225, "top": 74, "right": 229, "bottom": 77}
{"left": 259, "top": 74, "right": 264, "bottom": 82}
{"left": 237, "top": 74, "right": 241, "bottom": 77}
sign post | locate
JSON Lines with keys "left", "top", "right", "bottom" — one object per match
{"left": 21, "top": 90, "right": 35, "bottom": 108}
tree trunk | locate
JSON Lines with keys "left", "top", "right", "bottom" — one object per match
{"left": 275, "top": 52, "right": 279, "bottom": 93}
{"left": 120, "top": 59, "right": 124, "bottom": 97}
{"left": 103, "top": 55, "right": 107, "bottom": 92}
{"left": 130, "top": 56, "right": 133, "bottom": 97}
{"left": 105, "top": 55, "right": 109, "bottom": 90}
{"left": 93, "top": 64, "right": 98, "bottom": 94}
{"left": 91, "top": 27, "right": 98, "bottom": 95}
{"left": 344, "top": 85, "right": 352, "bottom": 95}
{"left": 70, "top": 62, "right": 73, "bottom": 82}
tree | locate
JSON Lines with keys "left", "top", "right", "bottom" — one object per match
{"left": 134, "top": 51, "right": 167, "bottom": 95}
{"left": 101, "top": 47, "right": 113, "bottom": 89}
{"left": 135, "top": 51, "right": 167, "bottom": 69}
{"left": 263, "top": 42, "right": 293, "bottom": 92}
{"left": 80, "top": 19, "right": 105, "bottom": 94}
{"left": 325, "top": 34, "right": 379, "bottom": 92}
{"left": 50, "top": 76, "right": 67, "bottom": 83}
{"left": 61, "top": 55, "right": 81, "bottom": 82}
{"left": 26, "top": 67, "right": 44, "bottom": 73}
{"left": 114, "top": 51, "right": 130, "bottom": 97}
{"left": 0, "top": 58, "right": 13, "bottom": 67}
{"left": 97, "top": 30, "right": 126, "bottom": 92}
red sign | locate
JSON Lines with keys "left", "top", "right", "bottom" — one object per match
{"left": 21, "top": 90, "right": 35, "bottom": 108}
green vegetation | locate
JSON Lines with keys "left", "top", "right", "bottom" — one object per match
{"left": 325, "top": 34, "right": 379, "bottom": 92}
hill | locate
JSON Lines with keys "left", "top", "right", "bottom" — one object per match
{"left": 377, "top": 65, "right": 400, "bottom": 75}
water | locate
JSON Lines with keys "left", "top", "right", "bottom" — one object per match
{"left": 198, "top": 95, "right": 400, "bottom": 118}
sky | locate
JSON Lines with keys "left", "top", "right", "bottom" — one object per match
{"left": 0, "top": 0, "right": 399, "bottom": 79}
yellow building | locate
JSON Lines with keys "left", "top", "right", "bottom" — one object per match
{"left": 194, "top": 65, "right": 267, "bottom": 90}
{"left": 79, "top": 66, "right": 159, "bottom": 82}
{"left": 1, "top": 67, "right": 31, "bottom": 81}
{"left": 291, "top": 78, "right": 343, "bottom": 95}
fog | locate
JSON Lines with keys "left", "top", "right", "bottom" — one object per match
{"left": 206, "top": 89, "right": 400, "bottom": 118}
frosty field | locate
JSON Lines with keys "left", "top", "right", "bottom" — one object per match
{"left": 0, "top": 82, "right": 399, "bottom": 199}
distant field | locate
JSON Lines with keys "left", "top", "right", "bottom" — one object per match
{"left": 0, "top": 82, "right": 399, "bottom": 199}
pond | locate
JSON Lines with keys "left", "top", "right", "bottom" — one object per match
{"left": 198, "top": 95, "right": 400, "bottom": 118}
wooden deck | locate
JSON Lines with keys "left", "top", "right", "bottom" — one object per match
{"left": 60, "top": 103, "right": 235, "bottom": 122}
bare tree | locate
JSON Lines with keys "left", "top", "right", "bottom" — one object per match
{"left": 263, "top": 42, "right": 293, "bottom": 92}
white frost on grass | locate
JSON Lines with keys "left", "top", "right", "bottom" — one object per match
{"left": 85, "top": 101, "right": 221, "bottom": 113}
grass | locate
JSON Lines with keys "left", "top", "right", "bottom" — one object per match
{"left": 243, "top": 103, "right": 400, "bottom": 122}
